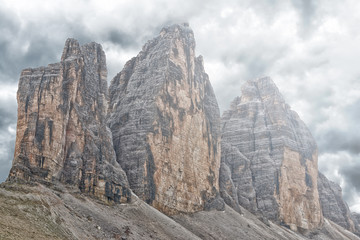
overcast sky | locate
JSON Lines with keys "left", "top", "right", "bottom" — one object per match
{"left": 0, "top": 0, "right": 359, "bottom": 212}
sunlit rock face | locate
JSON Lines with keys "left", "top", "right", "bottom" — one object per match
{"left": 8, "top": 39, "right": 130, "bottom": 203}
{"left": 108, "top": 23, "right": 223, "bottom": 215}
{"left": 318, "top": 172, "right": 360, "bottom": 234}
{"left": 220, "top": 77, "right": 323, "bottom": 231}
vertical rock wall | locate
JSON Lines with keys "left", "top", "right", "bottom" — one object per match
{"left": 220, "top": 77, "right": 323, "bottom": 230}
{"left": 318, "top": 171, "right": 359, "bottom": 234}
{"left": 108, "top": 23, "right": 223, "bottom": 215}
{"left": 352, "top": 213, "right": 360, "bottom": 236}
{"left": 9, "top": 39, "right": 130, "bottom": 203}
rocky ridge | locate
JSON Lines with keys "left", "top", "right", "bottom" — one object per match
{"left": 220, "top": 77, "right": 323, "bottom": 231}
{"left": 8, "top": 38, "right": 130, "bottom": 203}
{"left": 353, "top": 213, "right": 360, "bottom": 234}
{"left": 108, "top": 23, "right": 223, "bottom": 215}
{"left": 318, "top": 172, "right": 360, "bottom": 236}
{"left": 4, "top": 23, "right": 360, "bottom": 239}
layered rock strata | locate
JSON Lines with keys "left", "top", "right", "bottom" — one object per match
{"left": 8, "top": 39, "right": 130, "bottom": 203}
{"left": 352, "top": 213, "right": 360, "bottom": 235}
{"left": 318, "top": 171, "right": 360, "bottom": 235}
{"left": 108, "top": 23, "right": 223, "bottom": 215}
{"left": 220, "top": 77, "right": 323, "bottom": 231}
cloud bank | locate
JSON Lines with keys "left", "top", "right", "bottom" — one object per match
{"left": 0, "top": 0, "right": 359, "bottom": 212}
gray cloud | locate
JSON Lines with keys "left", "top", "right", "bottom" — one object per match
{"left": 0, "top": 100, "right": 16, "bottom": 129}
{"left": 319, "top": 130, "right": 360, "bottom": 155}
{"left": 291, "top": 0, "right": 317, "bottom": 37}
{"left": 0, "top": 93, "right": 17, "bottom": 183}
{"left": 338, "top": 155, "right": 360, "bottom": 209}
{"left": 107, "top": 30, "right": 137, "bottom": 47}
{"left": 314, "top": 96, "right": 360, "bottom": 209}
{"left": 341, "top": 163, "right": 360, "bottom": 193}
{"left": 0, "top": 135, "right": 15, "bottom": 183}
{"left": 0, "top": 0, "right": 359, "bottom": 213}
{"left": 316, "top": 99, "right": 360, "bottom": 154}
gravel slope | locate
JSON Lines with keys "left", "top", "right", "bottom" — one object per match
{"left": 0, "top": 182, "right": 359, "bottom": 240}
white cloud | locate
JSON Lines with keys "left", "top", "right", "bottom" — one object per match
{"left": 351, "top": 198, "right": 360, "bottom": 213}
{"left": 0, "top": 84, "right": 17, "bottom": 101}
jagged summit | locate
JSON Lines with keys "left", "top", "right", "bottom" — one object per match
{"left": 223, "top": 77, "right": 285, "bottom": 114}
{"left": 242, "top": 77, "right": 285, "bottom": 102}
{"left": 225, "top": 77, "right": 317, "bottom": 154}
{"left": 158, "top": 23, "right": 195, "bottom": 46}
{"left": 108, "top": 23, "right": 223, "bottom": 215}
{"left": 220, "top": 76, "right": 323, "bottom": 231}
{"left": 61, "top": 38, "right": 81, "bottom": 61}
{"left": 8, "top": 38, "right": 130, "bottom": 203}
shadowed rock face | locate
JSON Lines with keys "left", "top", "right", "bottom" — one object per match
{"left": 352, "top": 213, "right": 360, "bottom": 236}
{"left": 220, "top": 77, "right": 323, "bottom": 231}
{"left": 318, "top": 172, "right": 360, "bottom": 235}
{"left": 108, "top": 23, "right": 223, "bottom": 215}
{"left": 8, "top": 38, "right": 130, "bottom": 203}
{"left": 353, "top": 213, "right": 360, "bottom": 223}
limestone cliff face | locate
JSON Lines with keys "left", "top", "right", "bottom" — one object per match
{"left": 220, "top": 77, "right": 323, "bottom": 231}
{"left": 108, "top": 23, "right": 223, "bottom": 215}
{"left": 352, "top": 213, "right": 360, "bottom": 235}
{"left": 8, "top": 39, "right": 130, "bottom": 203}
{"left": 318, "top": 172, "right": 360, "bottom": 234}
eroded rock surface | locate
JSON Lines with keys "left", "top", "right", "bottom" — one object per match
{"left": 220, "top": 77, "right": 323, "bottom": 231}
{"left": 8, "top": 38, "right": 130, "bottom": 203}
{"left": 318, "top": 171, "right": 360, "bottom": 235}
{"left": 108, "top": 23, "right": 223, "bottom": 215}
{"left": 352, "top": 213, "right": 360, "bottom": 235}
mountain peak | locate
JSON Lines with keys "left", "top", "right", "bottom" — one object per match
{"left": 61, "top": 38, "right": 81, "bottom": 61}
{"left": 159, "top": 23, "right": 195, "bottom": 48}
{"left": 160, "top": 22, "right": 192, "bottom": 34}
{"left": 9, "top": 38, "right": 130, "bottom": 203}
{"left": 108, "top": 21, "right": 222, "bottom": 215}
{"left": 221, "top": 77, "right": 322, "bottom": 231}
